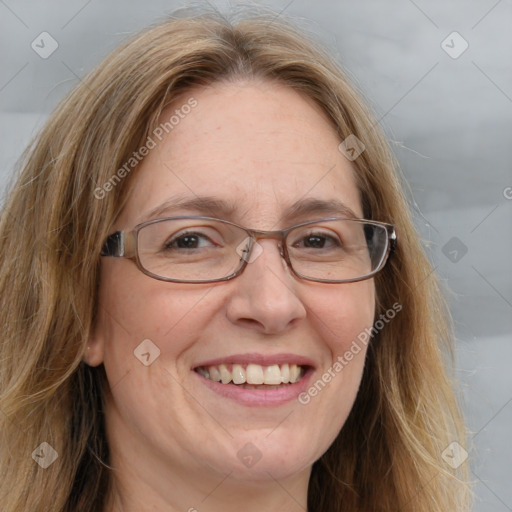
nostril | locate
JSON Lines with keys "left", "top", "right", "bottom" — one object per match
{"left": 237, "top": 317, "right": 266, "bottom": 331}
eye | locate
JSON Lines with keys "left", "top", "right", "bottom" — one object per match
{"left": 292, "top": 230, "right": 342, "bottom": 250}
{"left": 164, "top": 230, "right": 219, "bottom": 250}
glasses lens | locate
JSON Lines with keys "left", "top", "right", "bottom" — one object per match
{"left": 137, "top": 218, "right": 247, "bottom": 282}
{"left": 286, "top": 220, "right": 389, "bottom": 282}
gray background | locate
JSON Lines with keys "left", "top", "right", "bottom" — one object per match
{"left": 1, "top": 0, "right": 511, "bottom": 510}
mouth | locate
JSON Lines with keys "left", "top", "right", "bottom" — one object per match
{"left": 192, "top": 354, "right": 314, "bottom": 406}
{"left": 194, "top": 363, "right": 307, "bottom": 389}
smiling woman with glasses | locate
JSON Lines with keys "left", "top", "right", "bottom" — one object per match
{"left": 0, "top": 5, "right": 470, "bottom": 512}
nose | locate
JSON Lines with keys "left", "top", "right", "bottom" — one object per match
{"left": 225, "top": 239, "right": 307, "bottom": 334}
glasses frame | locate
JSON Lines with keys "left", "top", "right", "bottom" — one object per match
{"left": 100, "top": 215, "right": 396, "bottom": 284}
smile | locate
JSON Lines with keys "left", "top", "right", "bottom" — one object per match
{"left": 192, "top": 354, "right": 315, "bottom": 405}
{"left": 195, "top": 363, "right": 305, "bottom": 387}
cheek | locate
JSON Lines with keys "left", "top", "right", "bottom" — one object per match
{"left": 308, "top": 279, "right": 375, "bottom": 353}
{"left": 97, "top": 263, "right": 218, "bottom": 377}
{"left": 293, "top": 280, "right": 375, "bottom": 453}
{"left": 305, "top": 280, "right": 375, "bottom": 400}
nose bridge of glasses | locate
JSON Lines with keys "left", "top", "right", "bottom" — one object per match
{"left": 248, "top": 228, "right": 287, "bottom": 254}
{"left": 247, "top": 227, "right": 285, "bottom": 240}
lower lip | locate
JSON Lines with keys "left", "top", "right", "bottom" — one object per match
{"left": 193, "top": 368, "right": 314, "bottom": 407}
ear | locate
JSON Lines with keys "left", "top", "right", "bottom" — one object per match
{"left": 83, "top": 324, "right": 105, "bottom": 367}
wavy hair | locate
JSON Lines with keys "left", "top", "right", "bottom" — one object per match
{"left": 0, "top": 6, "right": 470, "bottom": 511}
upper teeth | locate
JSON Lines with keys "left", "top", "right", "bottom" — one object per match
{"left": 196, "top": 363, "right": 304, "bottom": 385}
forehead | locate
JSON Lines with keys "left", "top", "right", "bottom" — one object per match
{"left": 118, "top": 80, "right": 363, "bottom": 228}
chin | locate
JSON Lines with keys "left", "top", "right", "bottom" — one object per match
{"left": 213, "top": 431, "right": 320, "bottom": 482}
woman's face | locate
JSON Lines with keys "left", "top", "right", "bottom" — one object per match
{"left": 89, "top": 80, "right": 375, "bottom": 488}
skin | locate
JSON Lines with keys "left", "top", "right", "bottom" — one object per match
{"left": 87, "top": 79, "right": 375, "bottom": 512}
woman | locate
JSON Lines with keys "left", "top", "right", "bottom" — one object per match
{"left": 0, "top": 6, "right": 470, "bottom": 512}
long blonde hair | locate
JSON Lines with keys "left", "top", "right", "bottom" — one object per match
{"left": 0, "top": 6, "right": 470, "bottom": 511}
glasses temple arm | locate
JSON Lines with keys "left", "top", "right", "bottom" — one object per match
{"left": 101, "top": 231, "right": 126, "bottom": 257}
{"left": 388, "top": 227, "right": 397, "bottom": 254}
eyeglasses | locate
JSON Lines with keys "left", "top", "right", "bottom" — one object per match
{"left": 100, "top": 216, "right": 396, "bottom": 284}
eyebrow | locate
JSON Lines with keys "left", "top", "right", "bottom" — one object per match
{"left": 139, "top": 195, "right": 359, "bottom": 224}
